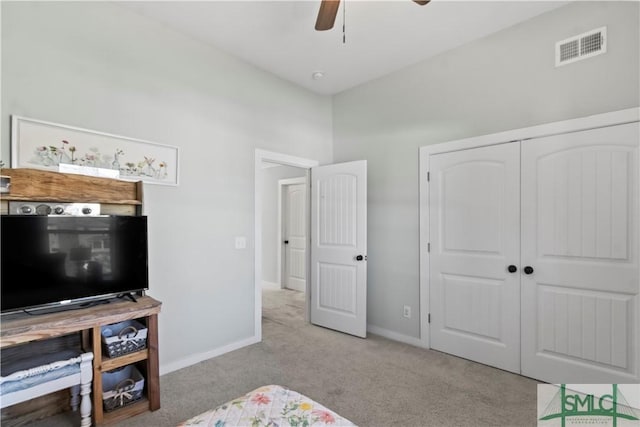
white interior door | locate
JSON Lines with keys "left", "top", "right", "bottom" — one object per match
{"left": 429, "top": 143, "right": 521, "bottom": 373}
{"left": 311, "top": 160, "right": 367, "bottom": 338}
{"left": 521, "top": 122, "right": 639, "bottom": 383}
{"left": 284, "top": 183, "right": 306, "bottom": 292}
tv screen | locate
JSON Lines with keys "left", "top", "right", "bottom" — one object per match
{"left": 1, "top": 215, "right": 148, "bottom": 313}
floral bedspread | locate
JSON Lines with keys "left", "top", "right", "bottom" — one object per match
{"left": 178, "top": 385, "right": 356, "bottom": 427}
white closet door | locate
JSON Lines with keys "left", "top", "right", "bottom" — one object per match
{"left": 521, "top": 122, "right": 639, "bottom": 383}
{"left": 429, "top": 142, "right": 521, "bottom": 373}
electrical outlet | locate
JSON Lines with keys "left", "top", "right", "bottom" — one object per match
{"left": 403, "top": 305, "right": 411, "bottom": 318}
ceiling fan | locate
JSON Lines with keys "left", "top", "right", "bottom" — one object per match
{"left": 315, "top": 0, "right": 430, "bottom": 31}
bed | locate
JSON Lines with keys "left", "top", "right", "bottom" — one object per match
{"left": 178, "top": 385, "right": 356, "bottom": 426}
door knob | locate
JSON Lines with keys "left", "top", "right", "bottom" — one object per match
{"left": 355, "top": 255, "right": 364, "bottom": 261}
{"left": 507, "top": 265, "right": 517, "bottom": 273}
{"left": 284, "top": 240, "right": 289, "bottom": 244}
{"left": 523, "top": 266, "right": 534, "bottom": 275}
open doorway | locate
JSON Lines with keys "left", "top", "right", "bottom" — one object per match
{"left": 254, "top": 150, "right": 368, "bottom": 340}
{"left": 261, "top": 166, "right": 307, "bottom": 332}
{"left": 254, "top": 150, "right": 318, "bottom": 342}
{"left": 261, "top": 168, "right": 306, "bottom": 291}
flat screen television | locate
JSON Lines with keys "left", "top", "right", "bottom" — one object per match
{"left": 1, "top": 215, "right": 148, "bottom": 314}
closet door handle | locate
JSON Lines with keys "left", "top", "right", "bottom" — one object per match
{"left": 284, "top": 240, "right": 289, "bottom": 244}
{"left": 523, "top": 266, "right": 534, "bottom": 275}
{"left": 507, "top": 265, "right": 517, "bottom": 273}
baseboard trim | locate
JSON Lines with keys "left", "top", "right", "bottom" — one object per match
{"left": 367, "top": 324, "right": 426, "bottom": 348}
{"left": 262, "top": 281, "right": 281, "bottom": 290}
{"left": 159, "top": 335, "right": 260, "bottom": 376}
{"left": 160, "top": 326, "right": 424, "bottom": 375}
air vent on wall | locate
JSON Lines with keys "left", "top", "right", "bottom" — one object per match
{"left": 555, "top": 27, "right": 607, "bottom": 67}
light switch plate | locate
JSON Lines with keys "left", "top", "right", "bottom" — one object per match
{"left": 235, "top": 236, "right": 247, "bottom": 249}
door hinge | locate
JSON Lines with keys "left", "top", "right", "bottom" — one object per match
{"left": 427, "top": 171, "right": 430, "bottom": 182}
{"left": 428, "top": 313, "right": 431, "bottom": 323}
{"left": 427, "top": 242, "right": 430, "bottom": 252}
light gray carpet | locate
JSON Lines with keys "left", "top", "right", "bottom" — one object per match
{"left": 29, "top": 288, "right": 539, "bottom": 426}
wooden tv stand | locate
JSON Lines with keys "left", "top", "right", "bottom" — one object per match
{"left": 0, "top": 168, "right": 157, "bottom": 424}
{"left": 0, "top": 296, "right": 162, "bottom": 425}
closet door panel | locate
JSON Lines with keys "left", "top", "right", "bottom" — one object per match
{"left": 521, "top": 122, "right": 639, "bottom": 383}
{"left": 429, "top": 142, "right": 521, "bottom": 373}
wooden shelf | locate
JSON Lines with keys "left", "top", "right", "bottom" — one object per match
{"left": 102, "top": 398, "right": 150, "bottom": 425}
{"left": 0, "top": 168, "right": 143, "bottom": 205}
{"left": 0, "top": 296, "right": 161, "bottom": 348}
{"left": 0, "top": 297, "right": 161, "bottom": 425}
{"left": 0, "top": 194, "right": 142, "bottom": 205}
{"left": 101, "top": 349, "right": 150, "bottom": 372}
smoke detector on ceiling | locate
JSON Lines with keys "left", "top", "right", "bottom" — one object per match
{"left": 555, "top": 26, "right": 607, "bottom": 67}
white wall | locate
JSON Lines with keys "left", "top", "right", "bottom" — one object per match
{"left": 0, "top": 2, "right": 333, "bottom": 372}
{"left": 332, "top": 1, "right": 640, "bottom": 340}
{"left": 261, "top": 165, "right": 306, "bottom": 285}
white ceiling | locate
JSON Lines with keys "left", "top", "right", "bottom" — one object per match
{"left": 120, "top": 1, "right": 569, "bottom": 95}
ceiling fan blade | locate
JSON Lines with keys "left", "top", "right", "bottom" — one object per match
{"left": 315, "top": 0, "right": 341, "bottom": 31}
{"left": 413, "top": 0, "right": 430, "bottom": 5}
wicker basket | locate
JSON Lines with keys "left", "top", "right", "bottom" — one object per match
{"left": 102, "top": 365, "right": 145, "bottom": 412}
{"left": 101, "top": 320, "right": 147, "bottom": 358}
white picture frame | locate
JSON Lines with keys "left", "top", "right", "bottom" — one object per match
{"left": 11, "top": 115, "right": 180, "bottom": 186}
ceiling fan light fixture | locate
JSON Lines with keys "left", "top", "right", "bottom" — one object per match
{"left": 312, "top": 71, "right": 325, "bottom": 80}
